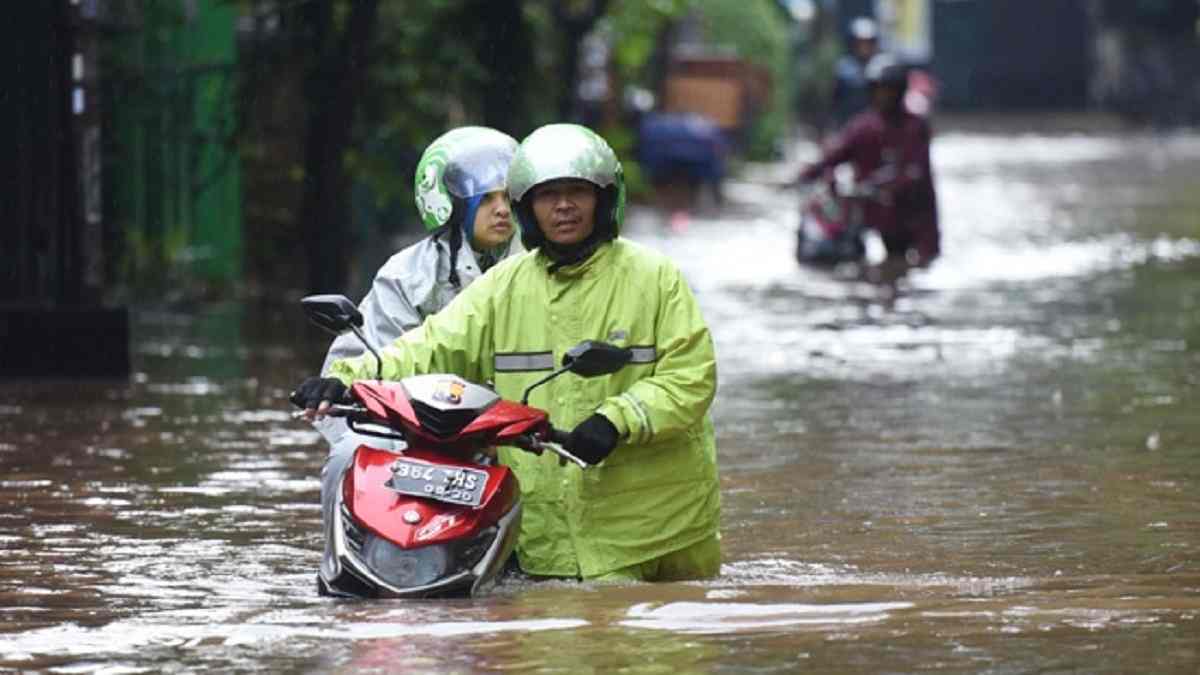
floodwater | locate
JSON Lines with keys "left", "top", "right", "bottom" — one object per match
{"left": 3, "top": 123, "right": 1200, "bottom": 673}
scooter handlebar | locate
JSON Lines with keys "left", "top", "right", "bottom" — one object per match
{"left": 289, "top": 403, "right": 365, "bottom": 420}
{"left": 548, "top": 427, "right": 572, "bottom": 447}
{"left": 515, "top": 426, "right": 589, "bottom": 469}
{"left": 844, "top": 183, "right": 878, "bottom": 199}
{"left": 289, "top": 397, "right": 588, "bottom": 468}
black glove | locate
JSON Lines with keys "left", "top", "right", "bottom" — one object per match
{"left": 566, "top": 414, "right": 620, "bottom": 465}
{"left": 290, "top": 377, "right": 349, "bottom": 411}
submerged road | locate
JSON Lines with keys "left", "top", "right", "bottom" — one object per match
{"left": 2, "top": 121, "right": 1199, "bottom": 672}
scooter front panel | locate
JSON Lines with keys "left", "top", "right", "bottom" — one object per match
{"left": 346, "top": 446, "right": 517, "bottom": 548}
{"left": 352, "top": 381, "right": 418, "bottom": 428}
{"left": 458, "top": 400, "right": 546, "bottom": 439}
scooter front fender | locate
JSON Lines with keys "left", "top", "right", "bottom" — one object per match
{"left": 323, "top": 493, "right": 522, "bottom": 599}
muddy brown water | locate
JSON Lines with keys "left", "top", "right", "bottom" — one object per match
{"left": 3, "top": 127, "right": 1200, "bottom": 673}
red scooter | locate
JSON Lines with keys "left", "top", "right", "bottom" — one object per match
{"left": 294, "top": 295, "right": 629, "bottom": 598}
{"left": 795, "top": 170, "right": 879, "bottom": 268}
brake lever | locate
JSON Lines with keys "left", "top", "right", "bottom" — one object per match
{"left": 289, "top": 403, "right": 364, "bottom": 420}
{"left": 519, "top": 434, "right": 589, "bottom": 469}
{"left": 545, "top": 441, "right": 589, "bottom": 469}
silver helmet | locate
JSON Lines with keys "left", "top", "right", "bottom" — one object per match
{"left": 507, "top": 124, "right": 626, "bottom": 245}
{"left": 414, "top": 126, "right": 518, "bottom": 232}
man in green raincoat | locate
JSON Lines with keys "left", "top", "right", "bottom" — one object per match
{"left": 296, "top": 124, "right": 721, "bottom": 581}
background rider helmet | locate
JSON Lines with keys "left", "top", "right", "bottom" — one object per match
{"left": 865, "top": 53, "right": 909, "bottom": 112}
{"left": 849, "top": 16, "right": 879, "bottom": 62}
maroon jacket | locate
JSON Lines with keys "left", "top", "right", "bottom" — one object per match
{"left": 801, "top": 108, "right": 940, "bottom": 262}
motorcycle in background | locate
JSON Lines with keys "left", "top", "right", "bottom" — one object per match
{"left": 795, "top": 164, "right": 880, "bottom": 269}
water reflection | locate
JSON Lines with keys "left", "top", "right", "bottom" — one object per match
{"left": 2, "top": 128, "right": 1200, "bottom": 672}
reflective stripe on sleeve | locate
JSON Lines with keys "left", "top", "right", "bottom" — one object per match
{"left": 628, "top": 346, "right": 657, "bottom": 364}
{"left": 621, "top": 392, "right": 654, "bottom": 443}
{"left": 494, "top": 351, "right": 555, "bottom": 372}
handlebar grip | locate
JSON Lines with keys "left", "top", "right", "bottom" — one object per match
{"left": 548, "top": 427, "right": 572, "bottom": 447}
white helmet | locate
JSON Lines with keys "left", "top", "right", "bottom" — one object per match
{"left": 849, "top": 17, "right": 878, "bottom": 41}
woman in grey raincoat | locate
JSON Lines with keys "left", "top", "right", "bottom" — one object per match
{"left": 312, "top": 127, "right": 521, "bottom": 584}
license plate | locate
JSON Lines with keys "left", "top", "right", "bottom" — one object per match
{"left": 386, "top": 459, "right": 488, "bottom": 507}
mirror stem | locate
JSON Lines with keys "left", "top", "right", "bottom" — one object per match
{"left": 521, "top": 366, "right": 569, "bottom": 405}
{"left": 349, "top": 324, "right": 385, "bottom": 381}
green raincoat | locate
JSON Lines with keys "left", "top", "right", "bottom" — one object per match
{"left": 329, "top": 238, "right": 721, "bottom": 578}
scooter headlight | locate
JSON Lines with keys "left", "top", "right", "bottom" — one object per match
{"left": 363, "top": 535, "right": 449, "bottom": 589}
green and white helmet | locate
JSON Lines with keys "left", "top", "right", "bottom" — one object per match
{"left": 508, "top": 124, "right": 626, "bottom": 245}
{"left": 414, "top": 126, "right": 519, "bottom": 232}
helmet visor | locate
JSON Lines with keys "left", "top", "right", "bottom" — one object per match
{"left": 443, "top": 144, "right": 515, "bottom": 199}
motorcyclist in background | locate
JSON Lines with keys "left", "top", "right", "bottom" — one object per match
{"left": 830, "top": 17, "right": 881, "bottom": 131}
{"left": 310, "top": 126, "right": 522, "bottom": 586}
{"left": 800, "top": 53, "right": 940, "bottom": 270}
{"left": 297, "top": 123, "right": 722, "bottom": 583}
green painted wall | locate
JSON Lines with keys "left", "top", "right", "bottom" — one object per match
{"left": 108, "top": 1, "right": 242, "bottom": 291}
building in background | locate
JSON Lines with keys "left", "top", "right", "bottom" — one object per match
{"left": 835, "top": 0, "right": 1091, "bottom": 110}
{"left": 1, "top": 0, "right": 129, "bottom": 377}
{"left": 106, "top": 0, "right": 244, "bottom": 292}
{"left": 1, "top": 0, "right": 245, "bottom": 376}
{"left": 829, "top": 0, "right": 1200, "bottom": 120}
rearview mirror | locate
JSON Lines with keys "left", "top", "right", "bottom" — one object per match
{"left": 520, "top": 340, "right": 632, "bottom": 404}
{"left": 562, "top": 341, "right": 631, "bottom": 377}
{"left": 301, "top": 294, "right": 363, "bottom": 335}
{"left": 300, "top": 294, "right": 383, "bottom": 380}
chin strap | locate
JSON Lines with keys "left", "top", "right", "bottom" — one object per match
{"left": 437, "top": 223, "right": 464, "bottom": 290}
{"left": 445, "top": 194, "right": 490, "bottom": 286}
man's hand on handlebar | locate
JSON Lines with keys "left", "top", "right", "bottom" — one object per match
{"left": 565, "top": 414, "right": 619, "bottom": 465}
{"left": 520, "top": 416, "right": 619, "bottom": 467}
{"left": 515, "top": 428, "right": 590, "bottom": 469}
{"left": 290, "top": 376, "right": 350, "bottom": 421}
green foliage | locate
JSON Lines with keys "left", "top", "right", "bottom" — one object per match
{"left": 203, "top": 0, "right": 804, "bottom": 293}
{"left": 351, "top": 2, "right": 480, "bottom": 226}
{"left": 345, "top": 0, "right": 690, "bottom": 225}
{"left": 794, "top": 30, "right": 841, "bottom": 132}
{"left": 607, "top": 0, "right": 689, "bottom": 84}
{"left": 592, "top": 0, "right": 688, "bottom": 199}
{"left": 599, "top": 122, "right": 650, "bottom": 198}
{"left": 116, "top": 220, "right": 202, "bottom": 301}
{"left": 105, "top": 0, "right": 242, "bottom": 297}
{"left": 351, "top": 1, "right": 559, "bottom": 232}
{"left": 690, "top": 0, "right": 796, "bottom": 159}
